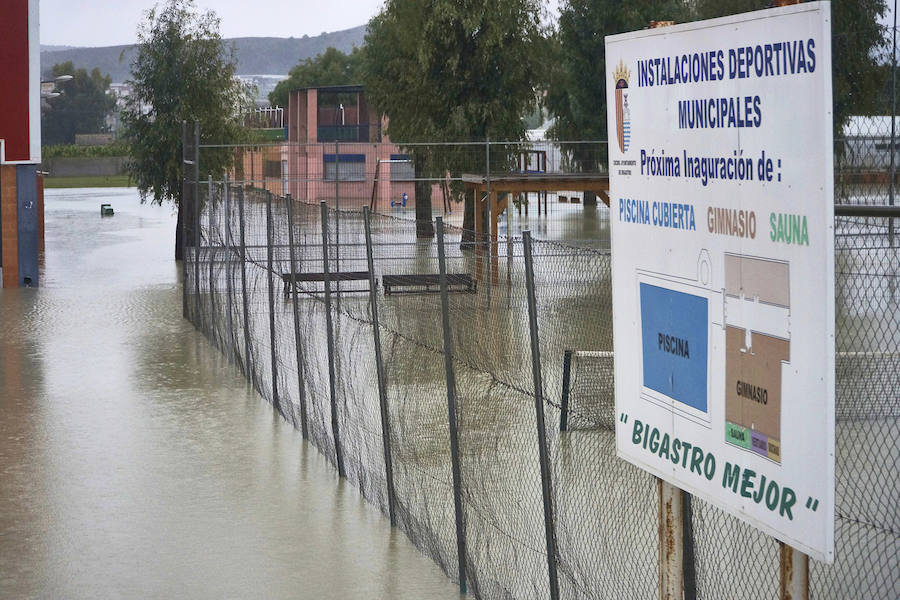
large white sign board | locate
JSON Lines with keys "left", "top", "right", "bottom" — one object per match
{"left": 606, "top": 3, "right": 834, "bottom": 562}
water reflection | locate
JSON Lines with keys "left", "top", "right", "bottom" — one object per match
{"left": 0, "top": 188, "right": 461, "bottom": 599}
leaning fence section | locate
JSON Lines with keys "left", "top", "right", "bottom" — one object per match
{"left": 182, "top": 135, "right": 898, "bottom": 599}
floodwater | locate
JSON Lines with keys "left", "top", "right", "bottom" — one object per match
{"left": 0, "top": 188, "right": 463, "bottom": 599}
{"left": 382, "top": 192, "right": 611, "bottom": 246}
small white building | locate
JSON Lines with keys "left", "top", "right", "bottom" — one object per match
{"left": 840, "top": 116, "right": 900, "bottom": 170}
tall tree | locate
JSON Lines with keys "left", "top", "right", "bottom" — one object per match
{"left": 269, "top": 47, "right": 364, "bottom": 107}
{"left": 41, "top": 62, "right": 117, "bottom": 146}
{"left": 690, "top": 0, "right": 888, "bottom": 137}
{"left": 121, "top": 0, "right": 249, "bottom": 259}
{"left": 362, "top": 0, "right": 545, "bottom": 237}
{"left": 546, "top": 0, "right": 688, "bottom": 204}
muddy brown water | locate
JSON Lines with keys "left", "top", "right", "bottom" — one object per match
{"left": 0, "top": 188, "right": 462, "bottom": 599}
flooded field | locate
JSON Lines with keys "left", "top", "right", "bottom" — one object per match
{"left": 0, "top": 189, "right": 462, "bottom": 599}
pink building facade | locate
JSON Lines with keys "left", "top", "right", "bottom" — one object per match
{"left": 285, "top": 85, "right": 416, "bottom": 209}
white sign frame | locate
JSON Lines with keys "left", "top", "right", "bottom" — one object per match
{"left": 606, "top": 2, "right": 834, "bottom": 562}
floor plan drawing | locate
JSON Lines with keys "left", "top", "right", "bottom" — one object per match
{"left": 722, "top": 254, "right": 791, "bottom": 463}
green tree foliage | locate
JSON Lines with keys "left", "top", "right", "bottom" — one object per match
{"left": 874, "top": 62, "right": 900, "bottom": 116}
{"left": 691, "top": 0, "right": 888, "bottom": 137}
{"left": 41, "top": 62, "right": 117, "bottom": 146}
{"left": 269, "top": 47, "right": 364, "bottom": 107}
{"left": 546, "top": 0, "right": 687, "bottom": 203}
{"left": 549, "top": 0, "right": 887, "bottom": 165}
{"left": 362, "top": 0, "right": 545, "bottom": 236}
{"left": 120, "top": 0, "right": 249, "bottom": 259}
{"left": 547, "top": 2, "right": 688, "bottom": 141}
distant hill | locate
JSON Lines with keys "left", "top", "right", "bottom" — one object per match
{"left": 40, "top": 25, "right": 367, "bottom": 82}
{"left": 228, "top": 26, "right": 366, "bottom": 75}
{"left": 41, "top": 44, "right": 78, "bottom": 52}
{"left": 42, "top": 44, "right": 137, "bottom": 81}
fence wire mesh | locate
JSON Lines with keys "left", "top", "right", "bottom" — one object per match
{"left": 182, "top": 135, "right": 898, "bottom": 599}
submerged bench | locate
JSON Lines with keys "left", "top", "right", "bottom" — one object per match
{"left": 382, "top": 273, "right": 477, "bottom": 295}
{"left": 281, "top": 271, "right": 372, "bottom": 294}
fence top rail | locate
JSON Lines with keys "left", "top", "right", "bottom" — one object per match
{"left": 834, "top": 205, "right": 900, "bottom": 217}
{"left": 196, "top": 139, "right": 610, "bottom": 149}
{"left": 199, "top": 175, "right": 611, "bottom": 186}
{"left": 461, "top": 173, "right": 610, "bottom": 184}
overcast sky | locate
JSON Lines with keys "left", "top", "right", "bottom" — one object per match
{"left": 40, "top": 0, "right": 382, "bottom": 46}
{"left": 40, "top": 0, "right": 561, "bottom": 47}
{"left": 38, "top": 0, "right": 896, "bottom": 49}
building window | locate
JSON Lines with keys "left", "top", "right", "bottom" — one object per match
{"left": 264, "top": 160, "right": 282, "bottom": 178}
{"left": 324, "top": 153, "right": 366, "bottom": 181}
{"left": 389, "top": 154, "right": 414, "bottom": 181}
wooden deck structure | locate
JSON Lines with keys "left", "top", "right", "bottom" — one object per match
{"left": 461, "top": 172, "right": 610, "bottom": 283}
{"left": 463, "top": 172, "right": 609, "bottom": 237}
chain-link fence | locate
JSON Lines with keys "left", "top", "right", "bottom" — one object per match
{"left": 827, "top": 113, "right": 900, "bottom": 597}
{"left": 181, "top": 131, "right": 898, "bottom": 599}
{"left": 198, "top": 138, "right": 610, "bottom": 248}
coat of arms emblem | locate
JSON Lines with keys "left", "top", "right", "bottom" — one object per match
{"left": 614, "top": 60, "right": 631, "bottom": 153}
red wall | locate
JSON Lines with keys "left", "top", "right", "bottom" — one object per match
{"left": 0, "top": 0, "right": 31, "bottom": 162}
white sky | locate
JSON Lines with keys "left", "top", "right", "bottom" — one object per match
{"left": 38, "top": 1, "right": 897, "bottom": 49}
{"left": 40, "top": 0, "right": 562, "bottom": 47}
{"left": 40, "top": 0, "right": 384, "bottom": 46}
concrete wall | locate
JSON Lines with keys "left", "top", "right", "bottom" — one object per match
{"left": 43, "top": 156, "right": 128, "bottom": 177}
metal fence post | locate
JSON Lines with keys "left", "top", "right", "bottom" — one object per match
{"left": 334, "top": 140, "right": 340, "bottom": 211}
{"left": 363, "top": 206, "right": 397, "bottom": 527}
{"left": 485, "top": 138, "right": 492, "bottom": 304}
{"left": 207, "top": 176, "right": 216, "bottom": 346}
{"left": 334, "top": 141, "right": 342, "bottom": 299}
{"left": 522, "top": 231, "right": 561, "bottom": 600}
{"left": 320, "top": 201, "right": 345, "bottom": 478}
{"left": 890, "top": 1, "right": 897, "bottom": 247}
{"left": 285, "top": 194, "right": 309, "bottom": 439}
{"left": 507, "top": 235, "right": 513, "bottom": 309}
{"left": 780, "top": 544, "right": 809, "bottom": 600}
{"left": 193, "top": 122, "right": 201, "bottom": 331}
{"left": 560, "top": 349, "right": 573, "bottom": 432}
{"left": 682, "top": 491, "right": 698, "bottom": 600}
{"left": 224, "top": 175, "right": 234, "bottom": 362}
{"left": 507, "top": 234, "right": 513, "bottom": 282}
{"left": 181, "top": 121, "right": 189, "bottom": 320}
{"left": 436, "top": 216, "right": 467, "bottom": 595}
{"left": 658, "top": 479, "right": 684, "bottom": 600}
{"left": 265, "top": 190, "right": 281, "bottom": 412}
{"left": 238, "top": 186, "right": 253, "bottom": 384}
